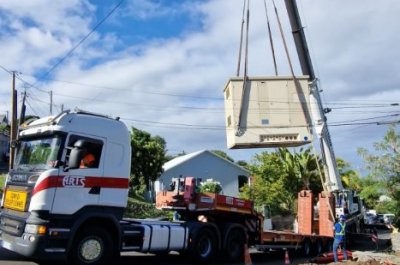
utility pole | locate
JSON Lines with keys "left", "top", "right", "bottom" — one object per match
{"left": 9, "top": 71, "right": 17, "bottom": 170}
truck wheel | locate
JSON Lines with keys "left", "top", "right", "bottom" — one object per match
{"left": 315, "top": 239, "right": 323, "bottom": 254}
{"left": 302, "top": 238, "right": 312, "bottom": 257}
{"left": 225, "top": 229, "right": 245, "bottom": 262}
{"left": 70, "top": 226, "right": 113, "bottom": 265}
{"left": 190, "top": 228, "right": 217, "bottom": 262}
{"left": 325, "top": 239, "right": 333, "bottom": 252}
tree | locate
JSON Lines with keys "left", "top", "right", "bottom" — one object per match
{"left": 236, "top": 160, "right": 249, "bottom": 168}
{"left": 278, "top": 147, "right": 323, "bottom": 197}
{"left": 165, "top": 150, "right": 186, "bottom": 161}
{"left": 358, "top": 175, "right": 384, "bottom": 209}
{"left": 336, "top": 158, "right": 362, "bottom": 192}
{"left": 358, "top": 125, "right": 400, "bottom": 226}
{"left": 210, "top": 150, "right": 234, "bottom": 162}
{"left": 130, "top": 127, "right": 167, "bottom": 195}
{"left": 240, "top": 147, "right": 324, "bottom": 215}
{"left": 240, "top": 151, "right": 292, "bottom": 214}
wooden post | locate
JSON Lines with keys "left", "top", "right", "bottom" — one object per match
{"left": 9, "top": 71, "right": 17, "bottom": 170}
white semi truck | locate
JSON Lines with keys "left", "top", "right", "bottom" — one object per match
{"left": 0, "top": 110, "right": 196, "bottom": 265}
{"left": 0, "top": 109, "right": 264, "bottom": 265}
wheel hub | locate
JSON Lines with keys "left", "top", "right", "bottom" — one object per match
{"left": 80, "top": 239, "right": 102, "bottom": 262}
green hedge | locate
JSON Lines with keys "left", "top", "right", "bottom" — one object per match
{"left": 0, "top": 174, "right": 5, "bottom": 198}
{"left": 124, "top": 198, "right": 171, "bottom": 219}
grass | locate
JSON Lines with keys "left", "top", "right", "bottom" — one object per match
{"left": 0, "top": 173, "right": 6, "bottom": 197}
{"left": 0, "top": 174, "right": 5, "bottom": 187}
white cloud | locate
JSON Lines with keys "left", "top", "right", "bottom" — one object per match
{"left": 0, "top": 0, "right": 399, "bottom": 172}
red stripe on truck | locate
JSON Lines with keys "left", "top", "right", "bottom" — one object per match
{"left": 32, "top": 175, "right": 129, "bottom": 196}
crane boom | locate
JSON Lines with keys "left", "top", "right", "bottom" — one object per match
{"left": 284, "top": 0, "right": 343, "bottom": 192}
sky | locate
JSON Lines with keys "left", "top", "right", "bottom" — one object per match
{"left": 0, "top": 0, "right": 399, "bottom": 174}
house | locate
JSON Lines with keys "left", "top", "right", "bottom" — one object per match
{"left": 0, "top": 115, "right": 8, "bottom": 125}
{"left": 154, "top": 150, "right": 250, "bottom": 197}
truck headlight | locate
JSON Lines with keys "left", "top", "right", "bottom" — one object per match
{"left": 28, "top": 175, "right": 39, "bottom": 184}
{"left": 25, "top": 224, "right": 47, "bottom": 235}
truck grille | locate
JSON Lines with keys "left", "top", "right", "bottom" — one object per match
{"left": 0, "top": 213, "right": 26, "bottom": 236}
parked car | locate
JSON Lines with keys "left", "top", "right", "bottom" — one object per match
{"left": 376, "top": 213, "right": 395, "bottom": 224}
{"left": 382, "top": 213, "right": 395, "bottom": 224}
{"left": 364, "top": 212, "right": 377, "bottom": 224}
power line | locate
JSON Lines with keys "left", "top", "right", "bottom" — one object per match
{"left": 0, "top": 64, "right": 13, "bottom": 75}
{"left": 19, "top": 74, "right": 400, "bottom": 106}
{"left": 330, "top": 113, "right": 400, "bottom": 125}
{"left": 36, "top": 0, "right": 125, "bottom": 81}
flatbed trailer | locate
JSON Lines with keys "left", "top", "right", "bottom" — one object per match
{"left": 156, "top": 177, "right": 335, "bottom": 257}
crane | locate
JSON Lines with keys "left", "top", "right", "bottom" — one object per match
{"left": 283, "top": 0, "right": 363, "bottom": 224}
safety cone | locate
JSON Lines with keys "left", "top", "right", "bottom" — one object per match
{"left": 244, "top": 242, "right": 252, "bottom": 265}
{"left": 284, "top": 249, "right": 291, "bottom": 265}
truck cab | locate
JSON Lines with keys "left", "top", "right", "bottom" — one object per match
{"left": 0, "top": 109, "right": 131, "bottom": 261}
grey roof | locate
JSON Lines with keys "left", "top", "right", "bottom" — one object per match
{"left": 164, "top": 150, "right": 250, "bottom": 174}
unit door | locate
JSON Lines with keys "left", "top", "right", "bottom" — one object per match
{"left": 52, "top": 134, "right": 105, "bottom": 215}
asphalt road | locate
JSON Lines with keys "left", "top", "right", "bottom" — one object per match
{"left": 0, "top": 226, "right": 392, "bottom": 265}
{"left": 0, "top": 246, "right": 309, "bottom": 265}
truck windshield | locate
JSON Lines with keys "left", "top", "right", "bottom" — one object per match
{"left": 14, "top": 135, "right": 63, "bottom": 171}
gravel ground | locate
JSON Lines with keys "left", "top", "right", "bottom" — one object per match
{"left": 300, "top": 228, "right": 400, "bottom": 265}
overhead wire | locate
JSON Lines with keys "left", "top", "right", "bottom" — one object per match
{"left": 36, "top": 0, "right": 125, "bottom": 82}
{"left": 18, "top": 74, "right": 400, "bottom": 107}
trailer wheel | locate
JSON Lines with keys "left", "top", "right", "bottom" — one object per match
{"left": 225, "top": 229, "right": 245, "bottom": 262}
{"left": 315, "top": 239, "right": 323, "bottom": 254}
{"left": 70, "top": 226, "right": 113, "bottom": 265}
{"left": 325, "top": 239, "right": 333, "bottom": 252}
{"left": 190, "top": 228, "right": 217, "bottom": 262}
{"left": 302, "top": 238, "right": 312, "bottom": 257}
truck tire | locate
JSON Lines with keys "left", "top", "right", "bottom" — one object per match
{"left": 315, "top": 239, "right": 323, "bottom": 255}
{"left": 224, "top": 229, "right": 245, "bottom": 262}
{"left": 302, "top": 238, "right": 312, "bottom": 257}
{"left": 325, "top": 239, "right": 333, "bottom": 252}
{"left": 70, "top": 226, "right": 113, "bottom": 265}
{"left": 190, "top": 228, "right": 217, "bottom": 262}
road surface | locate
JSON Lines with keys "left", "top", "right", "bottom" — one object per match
{"left": 0, "top": 226, "right": 391, "bottom": 265}
{"left": 0, "top": 246, "right": 308, "bottom": 265}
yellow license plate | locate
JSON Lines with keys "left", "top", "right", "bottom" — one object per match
{"left": 4, "top": 190, "right": 28, "bottom": 211}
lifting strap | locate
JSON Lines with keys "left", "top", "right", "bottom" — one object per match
{"left": 272, "top": 0, "right": 312, "bottom": 131}
{"left": 236, "top": 0, "right": 250, "bottom": 136}
{"left": 263, "top": 0, "right": 278, "bottom": 76}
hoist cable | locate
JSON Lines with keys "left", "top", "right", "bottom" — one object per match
{"left": 236, "top": 0, "right": 251, "bottom": 136}
{"left": 243, "top": 0, "right": 250, "bottom": 80}
{"left": 272, "top": 0, "right": 295, "bottom": 77}
{"left": 236, "top": 0, "right": 247, "bottom": 77}
{"left": 272, "top": 0, "right": 312, "bottom": 131}
{"left": 263, "top": 0, "right": 278, "bottom": 75}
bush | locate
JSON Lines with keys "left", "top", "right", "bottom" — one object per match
{"left": 124, "top": 197, "right": 170, "bottom": 219}
{"left": 199, "top": 179, "right": 222, "bottom": 194}
{"left": 0, "top": 174, "right": 6, "bottom": 198}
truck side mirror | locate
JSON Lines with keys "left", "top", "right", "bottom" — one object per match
{"left": 68, "top": 148, "right": 84, "bottom": 169}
